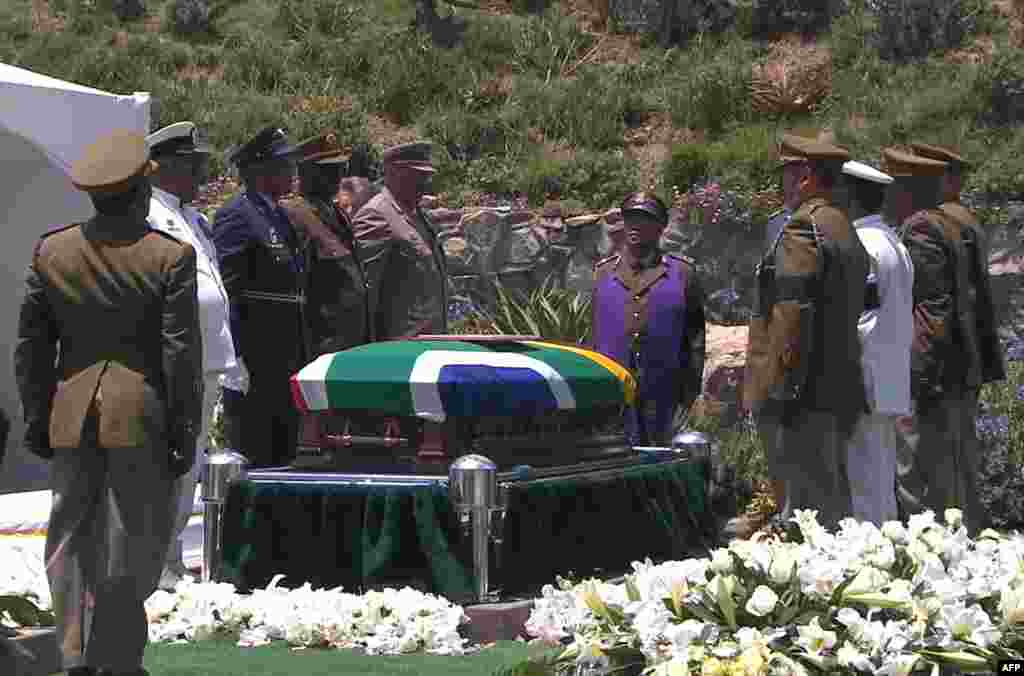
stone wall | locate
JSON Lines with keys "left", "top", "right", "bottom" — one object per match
{"left": 432, "top": 202, "right": 764, "bottom": 325}
{"left": 433, "top": 198, "right": 1024, "bottom": 330}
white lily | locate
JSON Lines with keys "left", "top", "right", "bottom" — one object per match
{"left": 744, "top": 585, "right": 778, "bottom": 617}
{"left": 795, "top": 617, "right": 837, "bottom": 657}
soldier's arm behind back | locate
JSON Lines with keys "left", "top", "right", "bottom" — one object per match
{"left": 162, "top": 242, "right": 204, "bottom": 448}
{"left": 14, "top": 251, "right": 59, "bottom": 457}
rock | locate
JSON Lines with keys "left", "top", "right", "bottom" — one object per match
{"left": 699, "top": 324, "right": 748, "bottom": 425}
{"left": 442, "top": 236, "right": 471, "bottom": 270}
{"left": 503, "top": 219, "right": 548, "bottom": 270}
{"left": 564, "top": 214, "right": 602, "bottom": 227}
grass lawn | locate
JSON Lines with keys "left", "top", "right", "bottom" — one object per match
{"left": 47, "top": 639, "right": 536, "bottom": 676}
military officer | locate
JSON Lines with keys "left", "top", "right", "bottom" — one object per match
{"left": 909, "top": 142, "right": 1005, "bottom": 389}
{"left": 282, "top": 133, "right": 370, "bottom": 354}
{"left": 841, "top": 159, "right": 914, "bottom": 526}
{"left": 888, "top": 147, "right": 1000, "bottom": 533}
{"left": 353, "top": 142, "right": 448, "bottom": 340}
{"left": 743, "top": 133, "right": 870, "bottom": 530}
{"left": 591, "top": 191, "right": 706, "bottom": 446}
{"left": 212, "top": 126, "right": 307, "bottom": 468}
{"left": 145, "top": 121, "right": 238, "bottom": 589}
{"left": 14, "top": 130, "right": 202, "bottom": 676}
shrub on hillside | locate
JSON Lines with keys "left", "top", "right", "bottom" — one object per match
{"left": 751, "top": 0, "right": 844, "bottom": 37}
{"left": 667, "top": 40, "right": 754, "bottom": 135}
{"left": 110, "top": 0, "right": 145, "bottom": 22}
{"left": 872, "top": 0, "right": 988, "bottom": 62}
{"left": 518, "top": 150, "right": 638, "bottom": 208}
{"left": 165, "top": 0, "right": 230, "bottom": 37}
{"left": 977, "top": 348, "right": 1024, "bottom": 529}
{"left": 508, "top": 68, "right": 636, "bottom": 151}
{"left": 978, "top": 47, "right": 1024, "bottom": 126}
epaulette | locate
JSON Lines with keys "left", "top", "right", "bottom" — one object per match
{"left": 34, "top": 223, "right": 80, "bottom": 258}
{"left": 665, "top": 252, "right": 696, "bottom": 266}
{"left": 593, "top": 253, "right": 620, "bottom": 270}
{"left": 148, "top": 227, "right": 189, "bottom": 246}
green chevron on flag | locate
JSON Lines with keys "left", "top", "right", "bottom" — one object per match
{"left": 290, "top": 339, "right": 635, "bottom": 422}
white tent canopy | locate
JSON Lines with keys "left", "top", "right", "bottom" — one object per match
{"left": 0, "top": 62, "right": 151, "bottom": 493}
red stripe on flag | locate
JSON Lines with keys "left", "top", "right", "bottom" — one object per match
{"left": 289, "top": 376, "right": 309, "bottom": 414}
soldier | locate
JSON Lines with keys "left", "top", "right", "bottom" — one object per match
{"left": 909, "top": 143, "right": 1005, "bottom": 391}
{"left": 353, "top": 142, "right": 448, "bottom": 340}
{"left": 14, "top": 130, "right": 202, "bottom": 676}
{"left": 841, "top": 159, "right": 914, "bottom": 526}
{"left": 888, "top": 147, "right": 1001, "bottom": 532}
{"left": 212, "top": 127, "right": 307, "bottom": 468}
{"left": 282, "top": 133, "right": 370, "bottom": 354}
{"left": 742, "top": 133, "right": 870, "bottom": 529}
{"left": 145, "top": 121, "right": 237, "bottom": 589}
{"left": 591, "top": 191, "right": 706, "bottom": 446}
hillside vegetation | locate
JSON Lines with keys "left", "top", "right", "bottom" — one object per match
{"left": 1, "top": 0, "right": 1023, "bottom": 216}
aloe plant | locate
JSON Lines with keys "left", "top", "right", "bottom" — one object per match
{"left": 463, "top": 274, "right": 593, "bottom": 346}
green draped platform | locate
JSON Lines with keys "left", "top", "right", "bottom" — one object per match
{"left": 221, "top": 460, "right": 709, "bottom": 600}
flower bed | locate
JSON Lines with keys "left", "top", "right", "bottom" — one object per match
{"left": 517, "top": 510, "right": 1024, "bottom": 675}
{"left": 0, "top": 536, "right": 469, "bottom": 656}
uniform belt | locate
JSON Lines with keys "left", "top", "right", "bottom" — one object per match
{"left": 243, "top": 290, "right": 307, "bottom": 304}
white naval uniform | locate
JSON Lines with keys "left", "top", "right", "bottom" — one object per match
{"left": 148, "top": 187, "right": 237, "bottom": 568}
{"left": 847, "top": 213, "right": 915, "bottom": 525}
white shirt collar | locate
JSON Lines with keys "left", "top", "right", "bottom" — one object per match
{"left": 152, "top": 186, "right": 183, "bottom": 211}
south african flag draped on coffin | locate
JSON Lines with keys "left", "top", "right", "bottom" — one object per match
{"left": 290, "top": 339, "right": 636, "bottom": 422}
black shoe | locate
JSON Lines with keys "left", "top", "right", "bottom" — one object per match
{"left": 67, "top": 668, "right": 97, "bottom": 676}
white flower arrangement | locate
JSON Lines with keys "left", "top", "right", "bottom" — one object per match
{"left": 520, "top": 509, "right": 1024, "bottom": 675}
{"left": 1, "top": 537, "right": 469, "bottom": 656}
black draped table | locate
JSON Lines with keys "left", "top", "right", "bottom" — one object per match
{"left": 220, "top": 459, "right": 710, "bottom": 600}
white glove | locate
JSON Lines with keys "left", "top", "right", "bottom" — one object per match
{"left": 219, "top": 357, "right": 250, "bottom": 395}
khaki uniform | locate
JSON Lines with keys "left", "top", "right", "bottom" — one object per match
{"left": 14, "top": 217, "right": 202, "bottom": 673}
{"left": 896, "top": 204, "right": 1003, "bottom": 532}
{"left": 745, "top": 193, "right": 870, "bottom": 527}
{"left": 591, "top": 249, "right": 706, "bottom": 445}
{"left": 353, "top": 186, "right": 448, "bottom": 340}
{"left": 283, "top": 195, "right": 370, "bottom": 353}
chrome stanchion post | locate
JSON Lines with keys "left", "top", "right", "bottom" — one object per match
{"left": 489, "top": 483, "right": 508, "bottom": 593}
{"left": 201, "top": 449, "right": 249, "bottom": 583}
{"left": 672, "top": 430, "right": 713, "bottom": 489}
{"left": 448, "top": 454, "right": 497, "bottom": 603}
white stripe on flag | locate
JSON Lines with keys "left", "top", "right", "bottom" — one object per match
{"left": 408, "top": 350, "right": 576, "bottom": 422}
{"left": 294, "top": 352, "right": 335, "bottom": 411}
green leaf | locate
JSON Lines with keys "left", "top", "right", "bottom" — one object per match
{"left": 0, "top": 595, "right": 55, "bottom": 628}
{"left": 624, "top": 576, "right": 642, "bottom": 603}
{"left": 716, "top": 576, "right": 737, "bottom": 630}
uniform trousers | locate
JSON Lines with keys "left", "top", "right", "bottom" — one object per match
{"left": 755, "top": 400, "right": 784, "bottom": 488}
{"left": 776, "top": 407, "right": 854, "bottom": 529}
{"left": 845, "top": 413, "right": 901, "bottom": 526}
{"left": 237, "top": 366, "right": 299, "bottom": 468}
{"left": 896, "top": 389, "right": 985, "bottom": 533}
{"left": 46, "top": 408, "right": 175, "bottom": 673}
{"left": 166, "top": 373, "right": 221, "bottom": 569}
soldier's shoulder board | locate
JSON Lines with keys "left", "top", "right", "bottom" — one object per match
{"left": 665, "top": 252, "right": 695, "bottom": 266}
{"left": 34, "top": 223, "right": 80, "bottom": 257}
{"left": 594, "top": 253, "right": 620, "bottom": 270}
{"left": 148, "top": 227, "right": 190, "bottom": 247}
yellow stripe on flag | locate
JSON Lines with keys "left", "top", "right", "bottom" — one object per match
{"left": 522, "top": 341, "right": 636, "bottom": 406}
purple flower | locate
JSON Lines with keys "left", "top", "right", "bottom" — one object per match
{"left": 1017, "top": 384, "right": 1024, "bottom": 402}
{"left": 1006, "top": 335, "right": 1024, "bottom": 362}
{"left": 977, "top": 414, "right": 1010, "bottom": 443}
